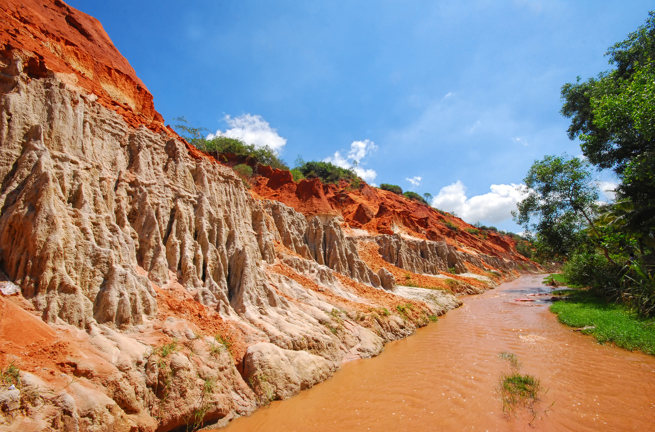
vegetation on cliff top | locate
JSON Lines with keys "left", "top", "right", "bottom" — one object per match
{"left": 379, "top": 183, "right": 403, "bottom": 195}
{"left": 174, "top": 117, "right": 289, "bottom": 170}
{"left": 403, "top": 191, "right": 429, "bottom": 205}
{"left": 292, "top": 158, "right": 360, "bottom": 184}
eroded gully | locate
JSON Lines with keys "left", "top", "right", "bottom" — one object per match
{"left": 224, "top": 274, "right": 655, "bottom": 431}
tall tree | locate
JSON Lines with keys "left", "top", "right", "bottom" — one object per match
{"left": 560, "top": 11, "right": 655, "bottom": 175}
{"left": 560, "top": 11, "right": 655, "bottom": 251}
{"left": 513, "top": 154, "right": 615, "bottom": 263}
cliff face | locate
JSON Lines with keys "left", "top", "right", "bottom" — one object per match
{"left": 0, "top": 2, "right": 537, "bottom": 431}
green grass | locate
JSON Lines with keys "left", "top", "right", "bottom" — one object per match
{"left": 550, "top": 289, "right": 655, "bottom": 355}
{"left": 1, "top": 362, "right": 20, "bottom": 389}
{"left": 155, "top": 340, "right": 179, "bottom": 357}
{"left": 500, "top": 372, "right": 542, "bottom": 416}
{"left": 498, "top": 351, "right": 521, "bottom": 369}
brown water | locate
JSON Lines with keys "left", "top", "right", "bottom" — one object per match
{"left": 225, "top": 275, "right": 655, "bottom": 431}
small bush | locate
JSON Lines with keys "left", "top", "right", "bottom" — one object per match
{"left": 476, "top": 223, "right": 498, "bottom": 232}
{"left": 174, "top": 117, "right": 288, "bottom": 170}
{"left": 444, "top": 221, "right": 459, "bottom": 232}
{"left": 290, "top": 168, "right": 305, "bottom": 182}
{"left": 465, "top": 228, "right": 480, "bottom": 236}
{"left": 1, "top": 362, "right": 20, "bottom": 389}
{"left": 348, "top": 176, "right": 362, "bottom": 190}
{"left": 563, "top": 252, "right": 621, "bottom": 293}
{"left": 621, "top": 261, "right": 655, "bottom": 317}
{"left": 215, "top": 334, "right": 233, "bottom": 357}
{"left": 294, "top": 161, "right": 358, "bottom": 184}
{"left": 379, "top": 183, "right": 403, "bottom": 195}
{"left": 403, "top": 191, "right": 428, "bottom": 205}
{"left": 233, "top": 164, "right": 253, "bottom": 179}
{"left": 516, "top": 241, "right": 534, "bottom": 259}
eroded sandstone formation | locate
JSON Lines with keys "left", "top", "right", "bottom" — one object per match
{"left": 0, "top": 1, "right": 538, "bottom": 431}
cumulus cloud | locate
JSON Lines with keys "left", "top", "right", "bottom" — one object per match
{"left": 324, "top": 140, "right": 378, "bottom": 182}
{"left": 406, "top": 176, "right": 422, "bottom": 189}
{"left": 431, "top": 181, "right": 528, "bottom": 224}
{"left": 207, "top": 114, "right": 287, "bottom": 152}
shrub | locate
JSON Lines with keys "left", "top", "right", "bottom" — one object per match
{"left": 379, "top": 183, "right": 403, "bottom": 195}
{"left": 621, "top": 261, "right": 655, "bottom": 317}
{"left": 294, "top": 161, "right": 358, "bottom": 184}
{"left": 1, "top": 362, "right": 20, "bottom": 389}
{"left": 206, "top": 137, "right": 288, "bottom": 170}
{"left": 403, "top": 191, "right": 428, "bottom": 205}
{"left": 233, "top": 164, "right": 253, "bottom": 179}
{"left": 465, "top": 228, "right": 480, "bottom": 236}
{"left": 290, "top": 168, "right": 305, "bottom": 182}
{"left": 515, "top": 241, "right": 534, "bottom": 259}
{"left": 444, "top": 221, "right": 459, "bottom": 232}
{"left": 173, "top": 118, "right": 288, "bottom": 170}
{"left": 563, "top": 252, "right": 621, "bottom": 292}
{"left": 475, "top": 223, "right": 498, "bottom": 232}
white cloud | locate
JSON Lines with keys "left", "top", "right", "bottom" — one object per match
{"left": 406, "top": 176, "right": 422, "bottom": 188}
{"left": 354, "top": 168, "right": 378, "bottom": 183}
{"left": 207, "top": 114, "right": 287, "bottom": 152}
{"left": 431, "top": 181, "right": 528, "bottom": 224}
{"left": 598, "top": 181, "right": 617, "bottom": 201}
{"left": 325, "top": 151, "right": 350, "bottom": 169}
{"left": 468, "top": 121, "right": 482, "bottom": 134}
{"left": 347, "top": 139, "right": 378, "bottom": 162}
{"left": 512, "top": 136, "right": 529, "bottom": 146}
{"left": 324, "top": 140, "right": 378, "bottom": 183}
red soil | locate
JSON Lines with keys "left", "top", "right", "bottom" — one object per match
{"left": 246, "top": 163, "right": 531, "bottom": 264}
{"left": 0, "top": 0, "right": 167, "bottom": 134}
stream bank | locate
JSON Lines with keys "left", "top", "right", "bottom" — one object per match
{"left": 223, "top": 274, "right": 655, "bottom": 432}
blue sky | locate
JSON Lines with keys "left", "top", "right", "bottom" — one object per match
{"left": 68, "top": 0, "right": 653, "bottom": 231}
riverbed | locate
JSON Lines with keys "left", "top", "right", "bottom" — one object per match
{"left": 224, "top": 274, "right": 655, "bottom": 431}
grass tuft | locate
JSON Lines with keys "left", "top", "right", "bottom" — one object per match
{"left": 0, "top": 362, "right": 20, "bottom": 389}
{"left": 499, "top": 372, "right": 542, "bottom": 416}
{"left": 498, "top": 351, "right": 521, "bottom": 369}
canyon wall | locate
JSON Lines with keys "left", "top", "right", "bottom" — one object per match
{"left": 0, "top": 1, "right": 537, "bottom": 431}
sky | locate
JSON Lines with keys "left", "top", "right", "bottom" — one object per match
{"left": 67, "top": 0, "right": 653, "bottom": 232}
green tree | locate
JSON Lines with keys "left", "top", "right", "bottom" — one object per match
{"left": 559, "top": 11, "right": 655, "bottom": 260}
{"left": 513, "top": 154, "right": 615, "bottom": 263}
{"left": 561, "top": 12, "right": 655, "bottom": 175}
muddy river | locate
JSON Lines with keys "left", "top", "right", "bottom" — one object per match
{"left": 224, "top": 274, "right": 655, "bottom": 431}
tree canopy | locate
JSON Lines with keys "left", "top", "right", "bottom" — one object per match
{"left": 514, "top": 154, "right": 599, "bottom": 259}
{"left": 516, "top": 12, "right": 655, "bottom": 316}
